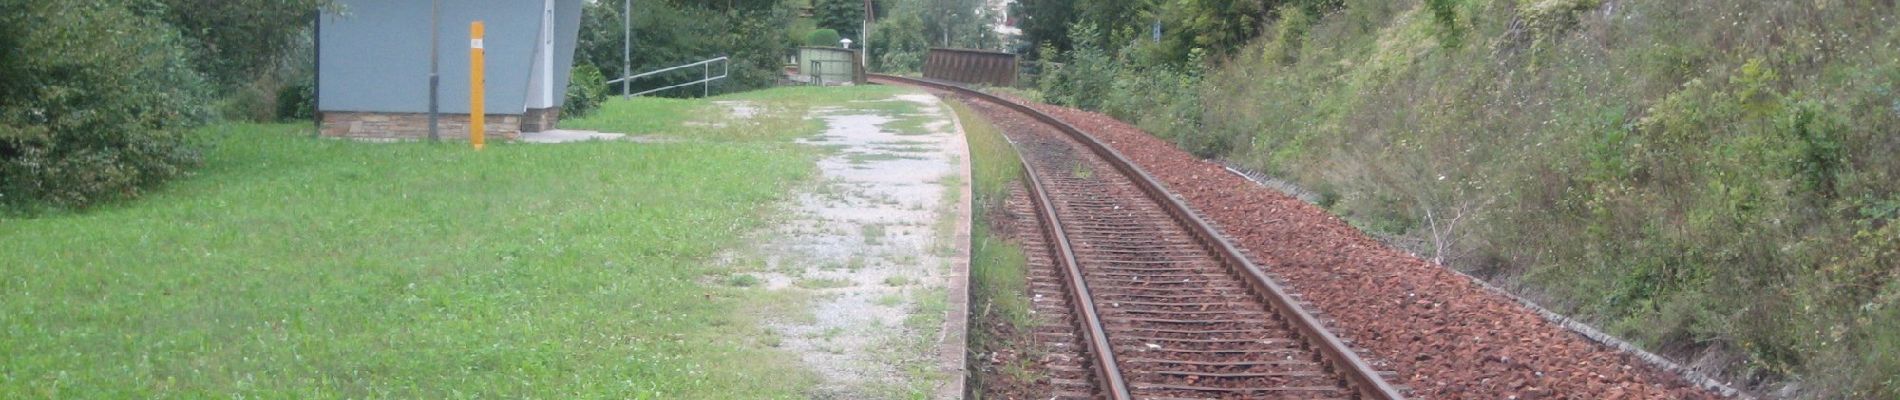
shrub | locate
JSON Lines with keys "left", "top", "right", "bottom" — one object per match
{"left": 1425, "top": 0, "right": 1463, "bottom": 48}
{"left": 869, "top": 13, "right": 930, "bottom": 73}
{"left": 276, "top": 77, "right": 316, "bottom": 122}
{"left": 812, "top": 0, "right": 864, "bottom": 40}
{"left": 574, "top": 1, "right": 794, "bottom": 97}
{"left": 805, "top": 28, "right": 843, "bottom": 47}
{"left": 218, "top": 82, "right": 279, "bottom": 122}
{"left": 0, "top": 1, "right": 211, "bottom": 210}
{"left": 1039, "top": 23, "right": 1116, "bottom": 109}
{"left": 564, "top": 64, "right": 609, "bottom": 118}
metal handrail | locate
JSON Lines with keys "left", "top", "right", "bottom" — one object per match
{"left": 608, "top": 56, "right": 731, "bottom": 98}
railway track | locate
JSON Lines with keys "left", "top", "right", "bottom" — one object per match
{"left": 871, "top": 75, "right": 1406, "bottom": 399}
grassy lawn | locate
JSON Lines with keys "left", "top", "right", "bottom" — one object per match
{"left": 0, "top": 87, "right": 910, "bottom": 398}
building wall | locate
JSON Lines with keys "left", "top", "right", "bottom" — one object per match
{"left": 798, "top": 47, "right": 861, "bottom": 85}
{"left": 525, "top": 0, "right": 584, "bottom": 111}
{"left": 318, "top": 0, "right": 582, "bottom": 115}
{"left": 321, "top": 112, "right": 522, "bottom": 141}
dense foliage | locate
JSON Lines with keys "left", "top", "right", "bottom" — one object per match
{"left": 804, "top": 28, "right": 843, "bottom": 47}
{"left": 132, "top": 0, "right": 331, "bottom": 89}
{"left": 576, "top": 0, "right": 795, "bottom": 98}
{"left": 1028, "top": 0, "right": 1900, "bottom": 396}
{"left": 812, "top": 0, "right": 865, "bottom": 41}
{"left": 1015, "top": 0, "right": 1337, "bottom": 61}
{"left": 0, "top": 0, "right": 212, "bottom": 210}
{"left": 867, "top": 12, "right": 930, "bottom": 72}
{"left": 0, "top": 0, "right": 327, "bottom": 210}
{"left": 275, "top": 77, "right": 315, "bottom": 122}
{"left": 562, "top": 64, "right": 609, "bottom": 118}
{"left": 864, "top": 0, "right": 1001, "bottom": 73}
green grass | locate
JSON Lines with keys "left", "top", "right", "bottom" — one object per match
{"left": 557, "top": 96, "right": 704, "bottom": 135}
{"left": 861, "top": 223, "right": 887, "bottom": 244}
{"left": 726, "top": 274, "right": 764, "bottom": 287}
{"left": 793, "top": 277, "right": 853, "bottom": 290}
{"left": 946, "top": 98, "right": 1042, "bottom": 395}
{"left": 883, "top": 275, "right": 914, "bottom": 287}
{"left": 718, "top": 85, "right": 912, "bottom": 104}
{"left": 885, "top": 116, "right": 934, "bottom": 135}
{"left": 0, "top": 86, "right": 938, "bottom": 398}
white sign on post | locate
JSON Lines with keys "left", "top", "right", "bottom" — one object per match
{"left": 471, "top": 38, "right": 484, "bottom": 49}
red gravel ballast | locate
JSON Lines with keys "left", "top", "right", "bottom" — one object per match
{"left": 1018, "top": 102, "right": 1727, "bottom": 399}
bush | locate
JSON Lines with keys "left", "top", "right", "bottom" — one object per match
{"left": 275, "top": 77, "right": 316, "bottom": 122}
{"left": 869, "top": 13, "right": 930, "bottom": 73}
{"left": 812, "top": 0, "right": 864, "bottom": 40}
{"left": 0, "top": 1, "right": 211, "bottom": 210}
{"left": 218, "top": 82, "right": 279, "bottom": 122}
{"left": 1039, "top": 24, "right": 1115, "bottom": 110}
{"left": 564, "top": 64, "right": 609, "bottom": 118}
{"left": 575, "top": 1, "right": 795, "bottom": 97}
{"left": 804, "top": 28, "right": 843, "bottom": 47}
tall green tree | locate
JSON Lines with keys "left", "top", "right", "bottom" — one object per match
{"left": 868, "top": 12, "right": 929, "bottom": 72}
{"left": 132, "top": 0, "right": 332, "bottom": 89}
{"left": 1013, "top": 0, "right": 1075, "bottom": 58}
{"left": 575, "top": 0, "right": 794, "bottom": 97}
{"left": 919, "top": 0, "right": 998, "bottom": 49}
{"left": 1158, "top": 0, "right": 1272, "bottom": 59}
{"left": 814, "top": 0, "right": 866, "bottom": 40}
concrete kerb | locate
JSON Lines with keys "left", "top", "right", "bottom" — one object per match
{"left": 931, "top": 93, "right": 974, "bottom": 400}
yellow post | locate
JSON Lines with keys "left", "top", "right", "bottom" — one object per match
{"left": 469, "top": 21, "right": 486, "bottom": 150}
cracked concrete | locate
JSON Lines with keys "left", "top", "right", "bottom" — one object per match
{"left": 722, "top": 92, "right": 970, "bottom": 399}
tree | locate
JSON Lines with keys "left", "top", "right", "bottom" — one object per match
{"left": 868, "top": 12, "right": 929, "bottom": 72}
{"left": 1013, "top": 0, "right": 1075, "bottom": 58}
{"left": 918, "top": 0, "right": 998, "bottom": 49}
{"left": 814, "top": 0, "right": 866, "bottom": 41}
{"left": 574, "top": 0, "right": 795, "bottom": 97}
{"left": 134, "top": 0, "right": 333, "bottom": 89}
{"left": 1159, "top": 0, "right": 1272, "bottom": 59}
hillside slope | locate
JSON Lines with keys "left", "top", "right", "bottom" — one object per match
{"left": 1039, "top": 0, "right": 1899, "bottom": 397}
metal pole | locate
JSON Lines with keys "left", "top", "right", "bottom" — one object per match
{"left": 702, "top": 62, "right": 709, "bottom": 97}
{"left": 623, "top": 0, "right": 632, "bottom": 100}
{"left": 312, "top": 11, "right": 322, "bottom": 136}
{"left": 428, "top": 0, "right": 440, "bottom": 142}
{"left": 470, "top": 21, "right": 486, "bottom": 150}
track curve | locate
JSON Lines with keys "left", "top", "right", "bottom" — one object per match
{"left": 873, "top": 74, "right": 1406, "bottom": 399}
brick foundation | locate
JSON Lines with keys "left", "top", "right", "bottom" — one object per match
{"left": 520, "top": 107, "right": 562, "bottom": 133}
{"left": 320, "top": 112, "right": 522, "bottom": 141}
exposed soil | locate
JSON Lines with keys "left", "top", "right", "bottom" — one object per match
{"left": 995, "top": 98, "right": 1728, "bottom": 399}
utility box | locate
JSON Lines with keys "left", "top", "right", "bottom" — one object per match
{"left": 797, "top": 47, "right": 864, "bottom": 85}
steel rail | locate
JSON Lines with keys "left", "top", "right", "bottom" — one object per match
{"left": 873, "top": 74, "right": 1404, "bottom": 399}
{"left": 1018, "top": 134, "right": 1135, "bottom": 400}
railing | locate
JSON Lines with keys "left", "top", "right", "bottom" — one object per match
{"left": 608, "top": 56, "right": 730, "bottom": 98}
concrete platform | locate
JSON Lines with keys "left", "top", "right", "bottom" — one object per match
{"left": 517, "top": 129, "right": 626, "bottom": 143}
{"left": 718, "top": 92, "right": 970, "bottom": 398}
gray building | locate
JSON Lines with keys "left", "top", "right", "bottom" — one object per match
{"left": 318, "top": 0, "right": 583, "bottom": 140}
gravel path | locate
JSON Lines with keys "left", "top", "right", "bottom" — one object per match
{"left": 1000, "top": 97, "right": 1726, "bottom": 399}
